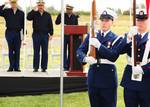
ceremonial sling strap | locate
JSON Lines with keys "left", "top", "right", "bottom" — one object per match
{"left": 141, "top": 33, "right": 150, "bottom": 66}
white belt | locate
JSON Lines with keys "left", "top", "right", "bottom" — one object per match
{"left": 97, "top": 59, "right": 114, "bottom": 65}
{"left": 127, "top": 56, "right": 150, "bottom": 66}
{"left": 128, "top": 61, "right": 142, "bottom": 66}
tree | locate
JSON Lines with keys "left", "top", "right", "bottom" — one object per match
{"left": 46, "top": 6, "right": 59, "bottom": 15}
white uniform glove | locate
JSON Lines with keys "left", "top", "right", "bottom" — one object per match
{"left": 4, "top": 2, "right": 10, "bottom": 5}
{"left": 133, "top": 65, "right": 144, "bottom": 75}
{"left": 20, "top": 30, "right": 24, "bottom": 41}
{"left": 128, "top": 26, "right": 138, "bottom": 39}
{"left": 89, "top": 38, "right": 101, "bottom": 49}
{"left": 33, "top": 6, "right": 38, "bottom": 11}
{"left": 83, "top": 56, "right": 97, "bottom": 65}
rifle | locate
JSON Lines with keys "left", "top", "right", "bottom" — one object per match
{"left": 88, "top": 0, "right": 96, "bottom": 58}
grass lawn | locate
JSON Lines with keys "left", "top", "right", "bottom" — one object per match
{"left": 0, "top": 15, "right": 130, "bottom": 107}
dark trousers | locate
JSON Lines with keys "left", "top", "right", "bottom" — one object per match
{"left": 124, "top": 88, "right": 150, "bottom": 107}
{"left": 5, "top": 30, "right": 21, "bottom": 70}
{"left": 63, "top": 35, "right": 70, "bottom": 70}
{"left": 32, "top": 33, "right": 49, "bottom": 70}
{"left": 88, "top": 86, "right": 117, "bottom": 107}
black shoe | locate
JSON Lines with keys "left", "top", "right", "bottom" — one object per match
{"left": 7, "top": 68, "right": 13, "bottom": 72}
{"left": 41, "top": 69, "right": 47, "bottom": 72}
{"left": 33, "top": 69, "right": 38, "bottom": 72}
{"left": 14, "top": 69, "right": 21, "bottom": 72}
{"left": 63, "top": 68, "right": 69, "bottom": 71}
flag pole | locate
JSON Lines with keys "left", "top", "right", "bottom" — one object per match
{"left": 60, "top": 0, "right": 64, "bottom": 107}
{"left": 23, "top": 0, "right": 27, "bottom": 75}
{"left": 131, "top": 0, "right": 143, "bottom": 81}
{"left": 132, "top": 0, "right": 137, "bottom": 67}
{"left": 88, "top": 0, "right": 96, "bottom": 57}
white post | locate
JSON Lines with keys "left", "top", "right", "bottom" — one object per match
{"left": 23, "top": 0, "right": 27, "bottom": 75}
{"left": 130, "top": 0, "right": 132, "bottom": 26}
{"left": 60, "top": 0, "right": 64, "bottom": 107}
{"left": 30, "top": 0, "right": 32, "bottom": 11}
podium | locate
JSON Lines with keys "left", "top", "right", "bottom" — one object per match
{"left": 64, "top": 25, "right": 88, "bottom": 77}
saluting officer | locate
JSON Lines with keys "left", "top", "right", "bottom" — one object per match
{"left": 119, "top": 9, "right": 150, "bottom": 107}
{"left": 55, "top": 4, "right": 79, "bottom": 71}
{"left": 76, "top": 9, "right": 122, "bottom": 107}
{"left": 27, "top": 0, "right": 53, "bottom": 72}
{"left": 0, "top": 0, "right": 24, "bottom": 72}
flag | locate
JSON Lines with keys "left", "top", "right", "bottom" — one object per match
{"left": 146, "top": 0, "right": 150, "bottom": 17}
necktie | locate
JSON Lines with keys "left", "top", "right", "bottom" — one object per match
{"left": 137, "top": 34, "right": 142, "bottom": 46}
{"left": 101, "top": 33, "right": 104, "bottom": 38}
{"left": 137, "top": 34, "right": 142, "bottom": 42}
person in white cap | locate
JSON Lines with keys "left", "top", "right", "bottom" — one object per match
{"left": 27, "top": 0, "right": 53, "bottom": 72}
{"left": 118, "top": 9, "right": 150, "bottom": 107}
{"left": 76, "top": 9, "right": 122, "bottom": 107}
{"left": 55, "top": 4, "right": 79, "bottom": 71}
{"left": 0, "top": 0, "right": 24, "bottom": 72}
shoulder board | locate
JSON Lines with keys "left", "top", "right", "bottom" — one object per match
{"left": 112, "top": 36, "right": 121, "bottom": 46}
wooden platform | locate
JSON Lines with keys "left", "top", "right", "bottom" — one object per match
{"left": 0, "top": 69, "right": 88, "bottom": 96}
{"left": 0, "top": 69, "right": 62, "bottom": 77}
{"left": 0, "top": 68, "right": 88, "bottom": 77}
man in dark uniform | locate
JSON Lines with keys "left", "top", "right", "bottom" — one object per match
{"left": 27, "top": 0, "right": 53, "bottom": 72}
{"left": 0, "top": 0, "right": 24, "bottom": 72}
{"left": 118, "top": 9, "right": 150, "bottom": 107}
{"left": 55, "top": 4, "right": 79, "bottom": 71}
{"left": 76, "top": 9, "right": 122, "bottom": 107}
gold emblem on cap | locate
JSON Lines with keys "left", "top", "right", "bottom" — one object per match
{"left": 103, "top": 11, "right": 107, "bottom": 15}
{"left": 36, "top": 0, "right": 45, "bottom": 4}
{"left": 139, "top": 11, "right": 144, "bottom": 16}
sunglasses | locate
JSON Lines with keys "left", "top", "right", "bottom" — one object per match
{"left": 38, "top": 5, "right": 44, "bottom": 6}
{"left": 11, "top": 2, "right": 17, "bottom": 4}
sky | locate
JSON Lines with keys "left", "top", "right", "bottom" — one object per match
{"left": 0, "top": 0, "right": 146, "bottom": 11}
